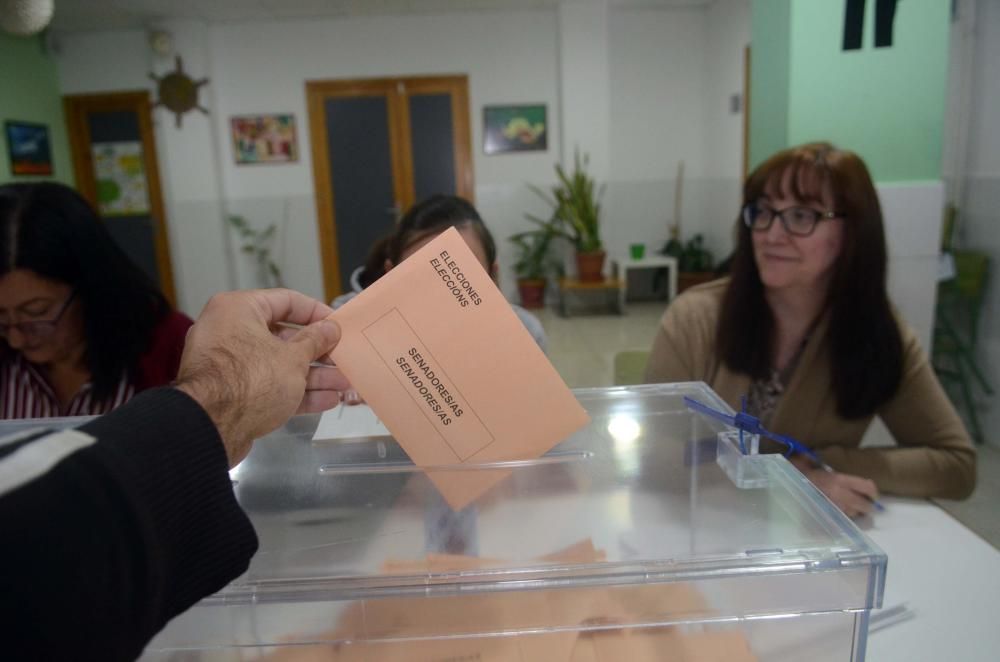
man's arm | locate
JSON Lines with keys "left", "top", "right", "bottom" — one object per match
{"left": 0, "top": 289, "right": 349, "bottom": 661}
{"left": 0, "top": 388, "right": 257, "bottom": 661}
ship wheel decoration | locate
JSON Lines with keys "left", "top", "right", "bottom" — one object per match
{"left": 149, "top": 56, "right": 209, "bottom": 128}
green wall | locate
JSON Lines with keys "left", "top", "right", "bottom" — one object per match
{"left": 0, "top": 32, "right": 73, "bottom": 185}
{"left": 751, "top": 0, "right": 949, "bottom": 182}
{"left": 749, "top": 0, "right": 792, "bottom": 176}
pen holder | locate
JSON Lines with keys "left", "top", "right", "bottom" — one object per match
{"left": 716, "top": 430, "right": 769, "bottom": 489}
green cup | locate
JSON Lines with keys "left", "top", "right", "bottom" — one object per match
{"left": 630, "top": 243, "right": 646, "bottom": 260}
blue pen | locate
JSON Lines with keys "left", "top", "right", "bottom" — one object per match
{"left": 683, "top": 396, "right": 885, "bottom": 512}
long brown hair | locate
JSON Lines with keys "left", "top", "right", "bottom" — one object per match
{"left": 716, "top": 142, "right": 903, "bottom": 419}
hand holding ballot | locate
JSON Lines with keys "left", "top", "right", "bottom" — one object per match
{"left": 176, "top": 289, "right": 350, "bottom": 466}
{"left": 174, "top": 225, "right": 584, "bottom": 508}
{"left": 327, "top": 227, "right": 590, "bottom": 509}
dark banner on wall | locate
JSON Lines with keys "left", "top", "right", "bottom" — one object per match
{"left": 843, "top": 0, "right": 899, "bottom": 51}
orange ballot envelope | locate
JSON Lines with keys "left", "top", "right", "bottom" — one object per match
{"left": 328, "top": 227, "right": 589, "bottom": 510}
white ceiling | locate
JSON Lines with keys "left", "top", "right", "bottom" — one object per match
{"left": 48, "top": 0, "right": 715, "bottom": 32}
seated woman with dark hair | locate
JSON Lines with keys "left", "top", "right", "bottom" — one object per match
{"left": 0, "top": 182, "right": 193, "bottom": 418}
{"left": 645, "top": 142, "right": 975, "bottom": 516}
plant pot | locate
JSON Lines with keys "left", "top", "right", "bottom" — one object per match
{"left": 517, "top": 278, "right": 547, "bottom": 309}
{"left": 575, "top": 250, "right": 606, "bottom": 283}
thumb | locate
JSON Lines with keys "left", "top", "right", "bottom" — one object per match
{"left": 289, "top": 318, "right": 341, "bottom": 363}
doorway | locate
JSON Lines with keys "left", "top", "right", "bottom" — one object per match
{"left": 63, "top": 91, "right": 176, "bottom": 305}
{"left": 306, "top": 75, "right": 473, "bottom": 300}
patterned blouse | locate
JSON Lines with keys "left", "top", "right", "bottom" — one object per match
{"left": 0, "top": 352, "right": 133, "bottom": 419}
{"left": 746, "top": 336, "right": 811, "bottom": 426}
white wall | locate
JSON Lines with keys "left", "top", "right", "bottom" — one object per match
{"left": 702, "top": 0, "right": 751, "bottom": 259}
{"left": 946, "top": 0, "right": 1000, "bottom": 445}
{"left": 56, "top": 10, "right": 564, "bottom": 310}
{"left": 58, "top": 24, "right": 239, "bottom": 315}
{"left": 879, "top": 182, "right": 945, "bottom": 353}
{"left": 210, "top": 9, "right": 563, "bottom": 303}
{"left": 609, "top": 7, "right": 706, "bottom": 183}
{"left": 604, "top": 0, "right": 749, "bottom": 268}
{"left": 605, "top": 6, "right": 705, "bottom": 264}
{"left": 858, "top": 181, "right": 945, "bottom": 449}
{"left": 53, "top": 1, "right": 751, "bottom": 314}
{"left": 559, "top": 0, "right": 611, "bottom": 179}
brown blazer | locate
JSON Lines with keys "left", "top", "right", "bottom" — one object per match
{"left": 645, "top": 278, "right": 976, "bottom": 499}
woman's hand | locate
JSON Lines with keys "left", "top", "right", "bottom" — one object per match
{"left": 790, "top": 455, "right": 880, "bottom": 518}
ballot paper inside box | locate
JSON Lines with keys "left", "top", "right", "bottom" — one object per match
{"left": 133, "top": 382, "right": 886, "bottom": 662}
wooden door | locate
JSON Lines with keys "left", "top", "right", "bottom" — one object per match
{"left": 64, "top": 91, "right": 176, "bottom": 305}
{"left": 306, "top": 75, "right": 473, "bottom": 301}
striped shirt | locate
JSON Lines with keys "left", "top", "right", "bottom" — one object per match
{"left": 0, "top": 353, "right": 134, "bottom": 419}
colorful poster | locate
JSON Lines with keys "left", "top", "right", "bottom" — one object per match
{"left": 483, "top": 105, "right": 547, "bottom": 155}
{"left": 92, "top": 142, "right": 150, "bottom": 216}
{"left": 231, "top": 114, "right": 298, "bottom": 164}
{"left": 5, "top": 122, "right": 53, "bottom": 175}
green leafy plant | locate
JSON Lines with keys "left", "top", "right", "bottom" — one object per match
{"left": 660, "top": 231, "right": 715, "bottom": 272}
{"left": 228, "top": 214, "right": 284, "bottom": 288}
{"left": 660, "top": 227, "right": 683, "bottom": 260}
{"left": 679, "top": 234, "right": 714, "bottom": 272}
{"left": 527, "top": 150, "right": 604, "bottom": 253}
{"left": 509, "top": 219, "right": 562, "bottom": 281}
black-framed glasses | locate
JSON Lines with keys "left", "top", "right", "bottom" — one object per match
{"left": 742, "top": 203, "right": 840, "bottom": 237}
{"left": 0, "top": 290, "right": 78, "bottom": 340}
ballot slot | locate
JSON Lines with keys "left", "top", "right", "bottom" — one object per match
{"left": 318, "top": 449, "right": 596, "bottom": 475}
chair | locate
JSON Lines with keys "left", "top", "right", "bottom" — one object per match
{"left": 932, "top": 251, "right": 994, "bottom": 443}
{"left": 614, "top": 350, "right": 650, "bottom": 386}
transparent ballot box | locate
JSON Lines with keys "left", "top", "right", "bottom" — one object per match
{"left": 57, "top": 382, "right": 889, "bottom": 660}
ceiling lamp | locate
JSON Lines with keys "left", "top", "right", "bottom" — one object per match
{"left": 0, "top": 0, "right": 55, "bottom": 36}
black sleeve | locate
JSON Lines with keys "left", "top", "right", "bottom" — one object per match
{"left": 0, "top": 387, "right": 258, "bottom": 661}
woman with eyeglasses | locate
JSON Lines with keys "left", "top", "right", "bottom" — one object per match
{"left": 0, "top": 182, "right": 193, "bottom": 418}
{"left": 645, "top": 142, "right": 974, "bottom": 516}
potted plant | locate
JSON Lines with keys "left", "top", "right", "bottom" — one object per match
{"left": 680, "top": 234, "right": 714, "bottom": 272}
{"left": 678, "top": 233, "right": 716, "bottom": 293}
{"left": 656, "top": 231, "right": 716, "bottom": 295}
{"left": 228, "top": 215, "right": 284, "bottom": 288}
{"left": 509, "top": 220, "right": 560, "bottom": 309}
{"left": 528, "top": 150, "right": 606, "bottom": 282}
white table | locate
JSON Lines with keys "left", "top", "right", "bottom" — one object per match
{"left": 611, "top": 255, "right": 678, "bottom": 312}
{"left": 862, "top": 497, "right": 1000, "bottom": 661}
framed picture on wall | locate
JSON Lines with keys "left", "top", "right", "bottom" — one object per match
{"left": 483, "top": 104, "right": 547, "bottom": 155}
{"left": 92, "top": 141, "right": 151, "bottom": 216}
{"left": 230, "top": 114, "right": 298, "bottom": 164}
{"left": 4, "top": 121, "right": 53, "bottom": 175}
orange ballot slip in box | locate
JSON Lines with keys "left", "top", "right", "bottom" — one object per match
{"left": 328, "top": 227, "right": 590, "bottom": 510}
